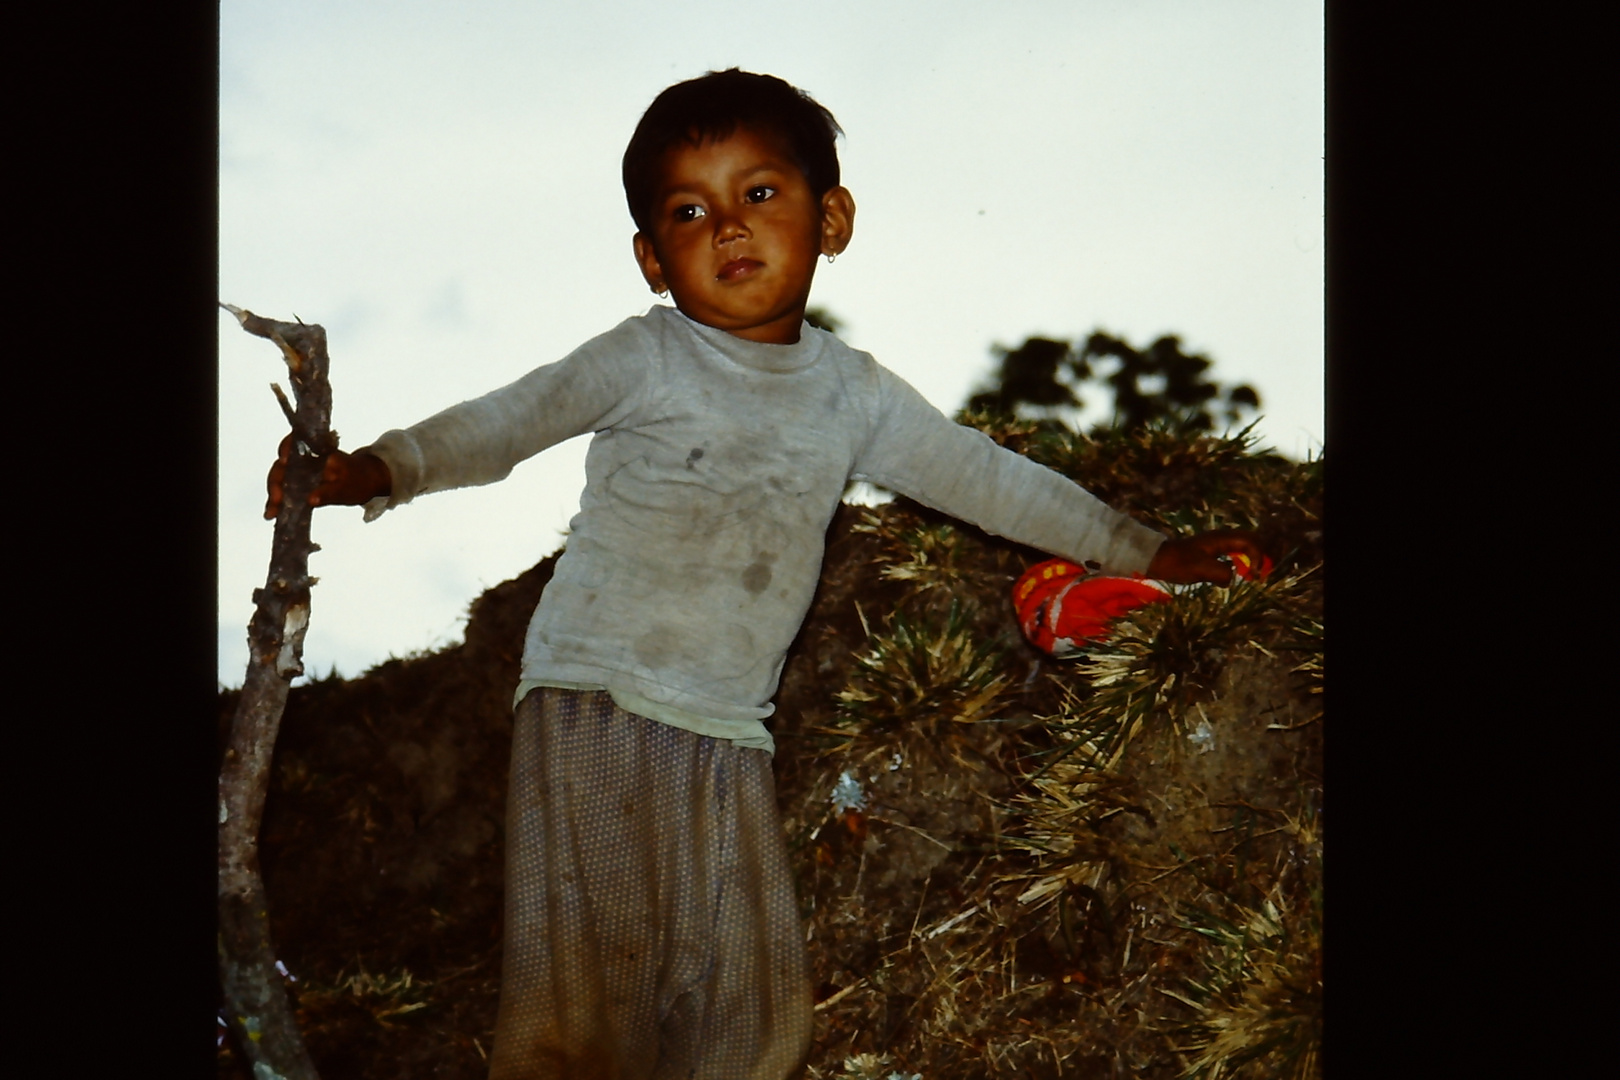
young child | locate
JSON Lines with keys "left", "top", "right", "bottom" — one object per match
{"left": 269, "top": 68, "right": 1265, "bottom": 1079}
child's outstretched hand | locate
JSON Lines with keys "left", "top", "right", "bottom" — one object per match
{"left": 264, "top": 434, "right": 393, "bottom": 520}
{"left": 1146, "top": 529, "right": 1269, "bottom": 585}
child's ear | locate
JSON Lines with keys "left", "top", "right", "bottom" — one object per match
{"left": 632, "top": 233, "right": 667, "bottom": 295}
{"left": 819, "top": 187, "right": 856, "bottom": 258}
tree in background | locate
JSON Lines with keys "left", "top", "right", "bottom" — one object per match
{"left": 965, "top": 331, "right": 1261, "bottom": 435}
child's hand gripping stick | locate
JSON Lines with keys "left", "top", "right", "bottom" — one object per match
{"left": 264, "top": 434, "right": 393, "bottom": 520}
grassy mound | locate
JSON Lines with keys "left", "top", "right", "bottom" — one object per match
{"left": 217, "top": 423, "right": 1322, "bottom": 1079}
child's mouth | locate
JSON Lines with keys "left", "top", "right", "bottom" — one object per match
{"left": 717, "top": 258, "right": 762, "bottom": 281}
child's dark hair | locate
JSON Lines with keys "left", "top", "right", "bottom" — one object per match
{"left": 622, "top": 68, "right": 843, "bottom": 234}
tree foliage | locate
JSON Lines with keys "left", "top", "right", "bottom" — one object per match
{"left": 804, "top": 306, "right": 844, "bottom": 335}
{"left": 966, "top": 331, "right": 1261, "bottom": 435}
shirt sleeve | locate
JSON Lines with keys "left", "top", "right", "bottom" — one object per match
{"left": 851, "top": 365, "right": 1166, "bottom": 575}
{"left": 357, "top": 316, "right": 652, "bottom": 520}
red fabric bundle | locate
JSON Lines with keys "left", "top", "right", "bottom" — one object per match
{"left": 1013, "top": 550, "right": 1272, "bottom": 658}
{"left": 1012, "top": 559, "right": 1170, "bottom": 658}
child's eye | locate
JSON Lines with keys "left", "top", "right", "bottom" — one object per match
{"left": 745, "top": 185, "right": 776, "bottom": 203}
{"left": 673, "top": 204, "right": 706, "bottom": 223}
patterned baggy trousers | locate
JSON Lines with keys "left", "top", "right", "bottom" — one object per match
{"left": 488, "top": 688, "right": 813, "bottom": 1080}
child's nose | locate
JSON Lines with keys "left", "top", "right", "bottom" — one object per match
{"left": 713, "top": 208, "right": 751, "bottom": 244}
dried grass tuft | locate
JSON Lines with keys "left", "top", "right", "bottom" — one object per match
{"left": 807, "top": 1051, "right": 923, "bottom": 1080}
{"left": 294, "top": 962, "right": 434, "bottom": 1026}
{"left": 1278, "top": 613, "right": 1324, "bottom": 725}
{"left": 832, "top": 601, "right": 1014, "bottom": 738}
{"left": 1161, "top": 881, "right": 1322, "bottom": 1080}
{"left": 853, "top": 511, "right": 977, "bottom": 594}
{"left": 1027, "top": 567, "right": 1317, "bottom": 779}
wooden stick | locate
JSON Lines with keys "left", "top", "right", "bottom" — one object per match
{"left": 216, "top": 302, "right": 335, "bottom": 1079}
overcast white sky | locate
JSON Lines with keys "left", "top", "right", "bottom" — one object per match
{"left": 218, "top": 0, "right": 1324, "bottom": 689}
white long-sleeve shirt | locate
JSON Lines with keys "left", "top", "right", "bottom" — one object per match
{"left": 363, "top": 306, "right": 1165, "bottom": 752}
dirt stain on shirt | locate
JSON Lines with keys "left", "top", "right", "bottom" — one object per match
{"left": 741, "top": 552, "right": 776, "bottom": 594}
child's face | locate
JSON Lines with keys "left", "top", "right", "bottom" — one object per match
{"left": 633, "top": 127, "right": 854, "bottom": 345}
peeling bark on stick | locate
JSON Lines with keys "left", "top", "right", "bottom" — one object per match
{"left": 218, "top": 304, "right": 338, "bottom": 1080}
